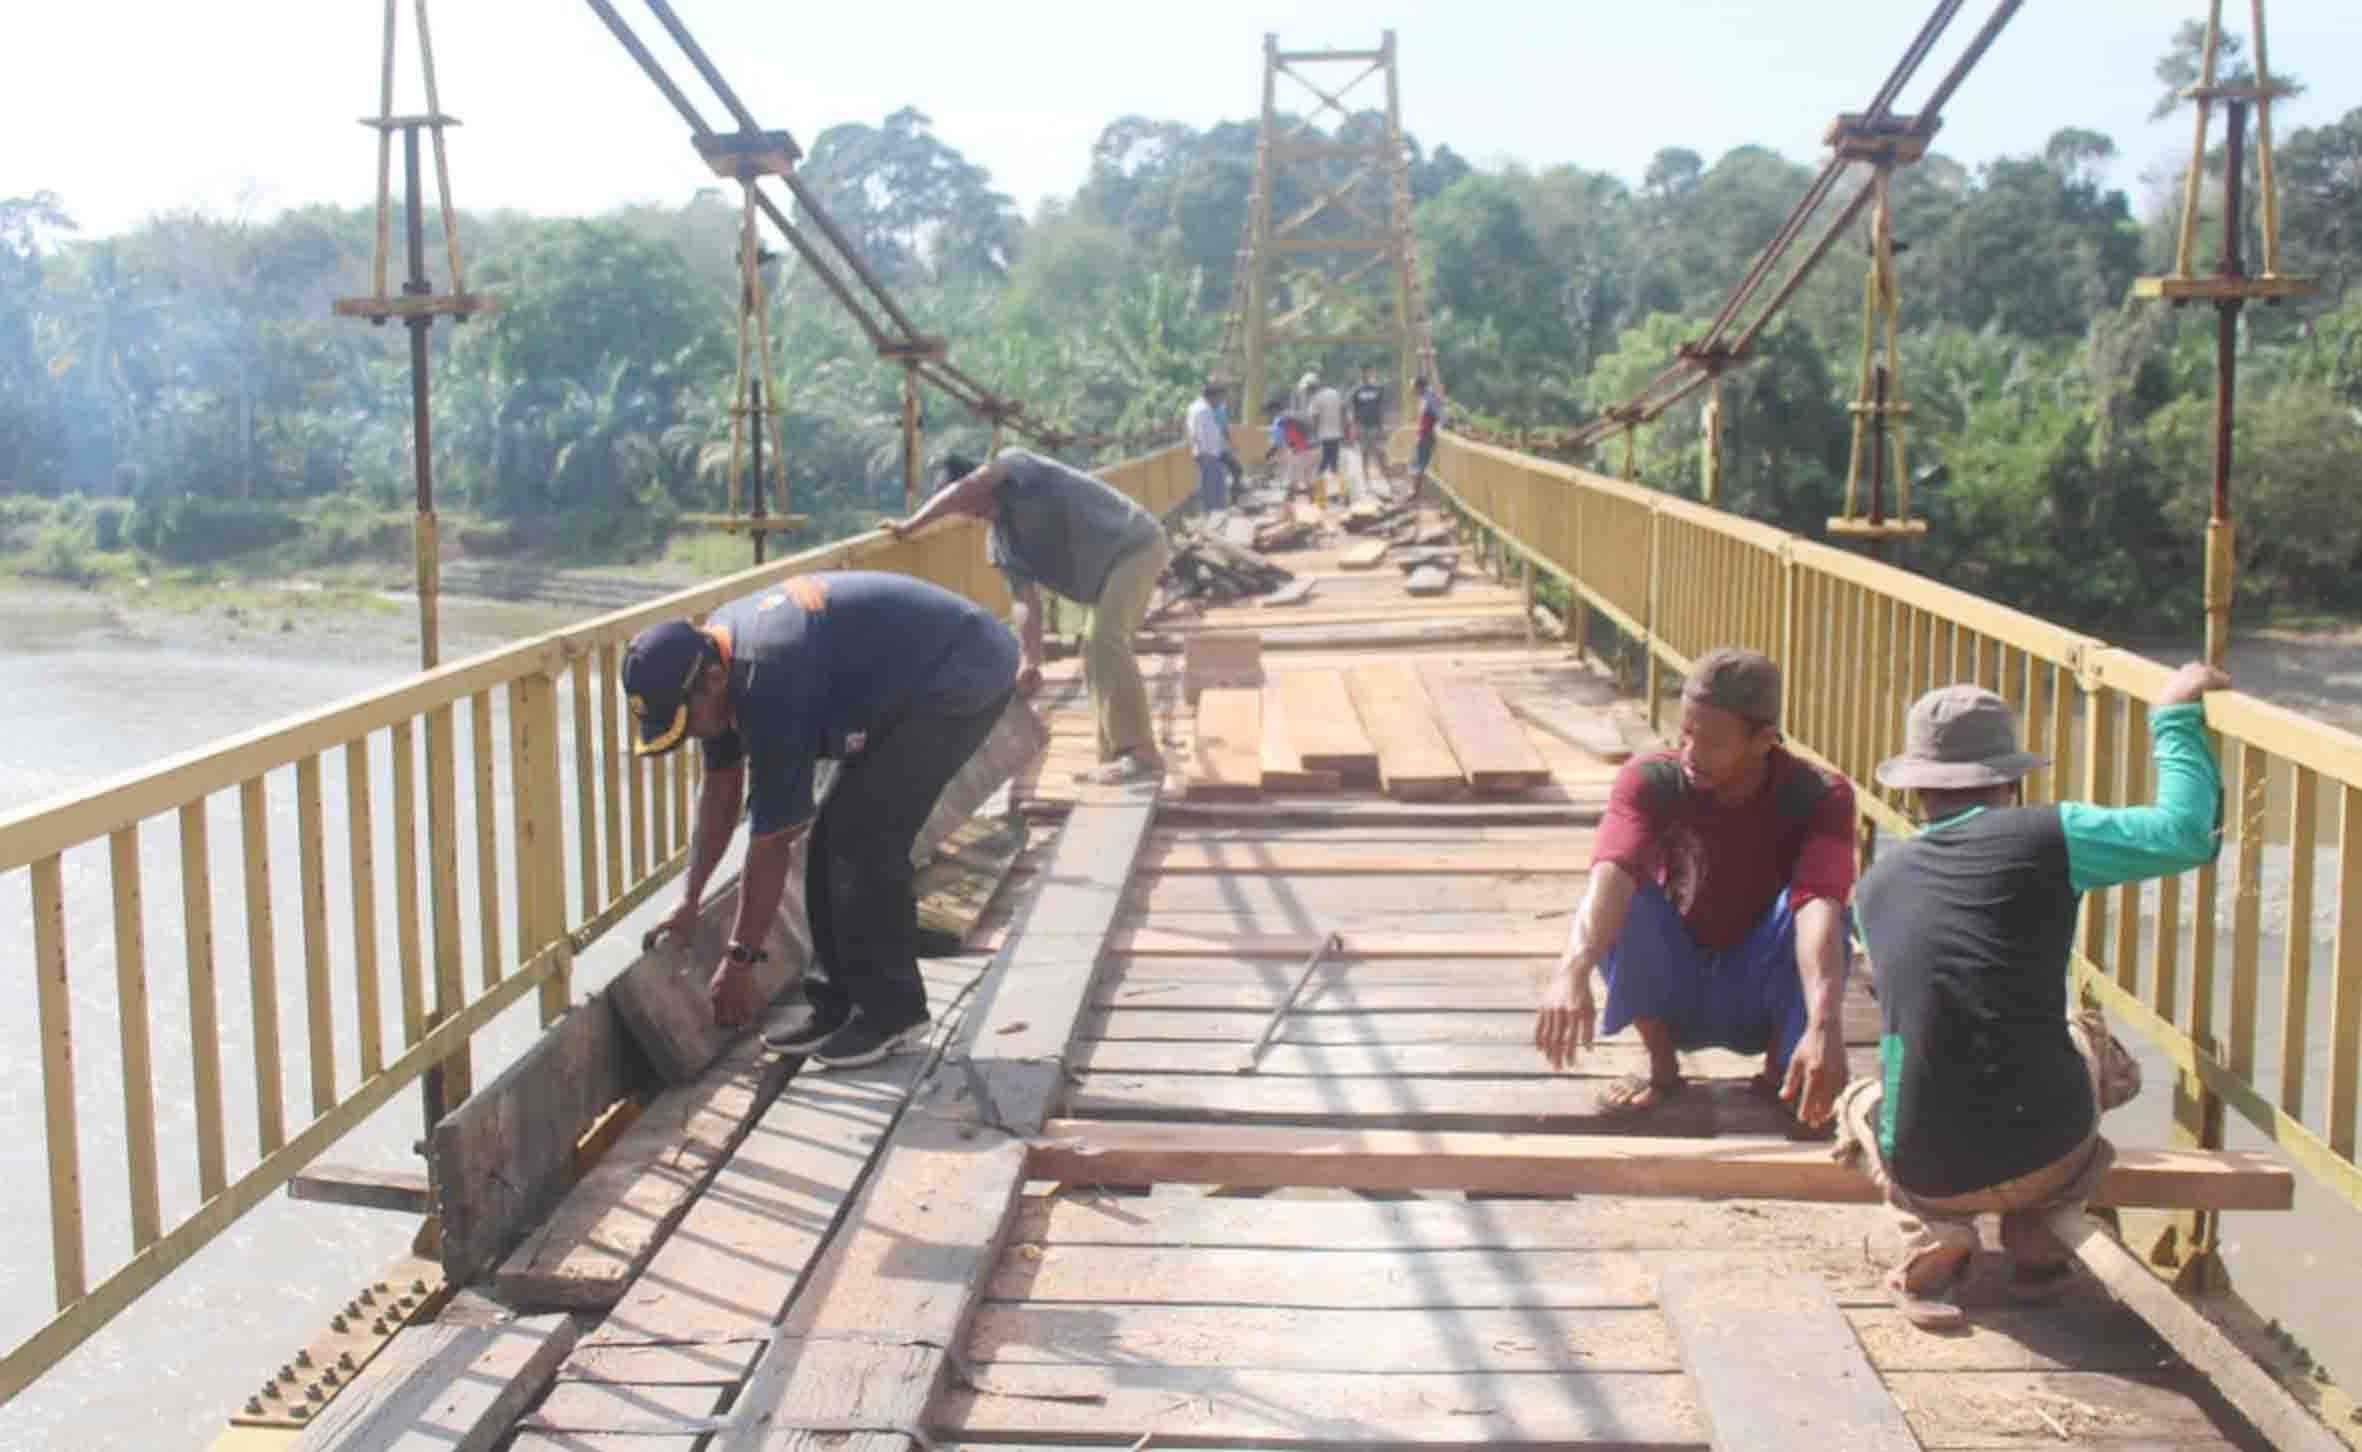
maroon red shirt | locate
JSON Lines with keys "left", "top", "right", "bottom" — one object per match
{"left": 1592, "top": 747, "right": 1857, "bottom": 949}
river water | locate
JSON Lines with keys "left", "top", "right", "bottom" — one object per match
{"left": 2, "top": 587, "right": 2360, "bottom": 1446}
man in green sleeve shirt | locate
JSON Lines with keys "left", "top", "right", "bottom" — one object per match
{"left": 1842, "top": 662, "right": 2229, "bottom": 1329}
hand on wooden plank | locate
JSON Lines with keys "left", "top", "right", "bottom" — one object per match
{"left": 642, "top": 898, "right": 700, "bottom": 953}
{"left": 709, "top": 957, "right": 759, "bottom": 1030}
{"left": 1534, "top": 960, "right": 1597, "bottom": 1071}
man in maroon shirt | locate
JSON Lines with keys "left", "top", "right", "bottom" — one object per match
{"left": 1533, "top": 647, "right": 1856, "bottom": 1129}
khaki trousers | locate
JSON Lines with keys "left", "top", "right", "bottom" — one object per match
{"left": 1087, "top": 533, "right": 1168, "bottom": 762}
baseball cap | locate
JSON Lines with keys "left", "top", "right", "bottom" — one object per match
{"left": 621, "top": 620, "right": 714, "bottom": 756}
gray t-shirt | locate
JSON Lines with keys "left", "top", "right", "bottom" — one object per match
{"left": 986, "top": 448, "right": 1162, "bottom": 603}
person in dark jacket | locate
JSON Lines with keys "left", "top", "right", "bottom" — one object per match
{"left": 1841, "top": 664, "right": 2227, "bottom": 1328}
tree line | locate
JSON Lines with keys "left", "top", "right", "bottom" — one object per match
{"left": 0, "top": 24, "right": 2356, "bottom": 631}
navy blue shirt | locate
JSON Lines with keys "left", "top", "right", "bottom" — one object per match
{"left": 699, "top": 572, "right": 1017, "bottom": 836}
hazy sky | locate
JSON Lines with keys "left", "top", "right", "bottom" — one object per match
{"left": 8, "top": 2, "right": 2358, "bottom": 241}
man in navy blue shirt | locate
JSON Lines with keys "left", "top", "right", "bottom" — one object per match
{"left": 625, "top": 571, "right": 1018, "bottom": 1068}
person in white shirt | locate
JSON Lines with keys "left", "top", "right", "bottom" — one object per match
{"left": 1309, "top": 380, "right": 1347, "bottom": 503}
{"left": 1184, "top": 383, "right": 1228, "bottom": 513}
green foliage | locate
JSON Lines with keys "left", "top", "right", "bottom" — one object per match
{"left": 126, "top": 495, "right": 302, "bottom": 564}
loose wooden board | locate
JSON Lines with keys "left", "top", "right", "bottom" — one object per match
{"left": 1252, "top": 578, "right": 1315, "bottom": 608}
{"left": 1660, "top": 1269, "right": 1920, "bottom": 1451}
{"left": 1029, "top": 1121, "right": 2298, "bottom": 1210}
{"left": 1180, "top": 633, "right": 1262, "bottom": 704}
{"left": 967, "top": 1303, "right": 1681, "bottom": 1373}
{"left": 1269, "top": 671, "right": 1377, "bottom": 782}
{"left": 290, "top": 1312, "right": 579, "bottom": 1452}
{"left": 1402, "top": 564, "right": 1454, "bottom": 597}
{"left": 1345, "top": 662, "right": 1466, "bottom": 801}
{"left": 608, "top": 874, "right": 802, "bottom": 1086}
{"left": 1184, "top": 688, "right": 1261, "bottom": 801}
{"left": 1109, "top": 927, "right": 1563, "bottom": 957}
{"left": 1337, "top": 538, "right": 1390, "bottom": 570}
{"left": 1254, "top": 687, "right": 1341, "bottom": 793}
{"left": 1419, "top": 665, "right": 1552, "bottom": 791}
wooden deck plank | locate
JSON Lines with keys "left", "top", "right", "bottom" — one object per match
{"left": 1029, "top": 1121, "right": 2296, "bottom": 1211}
{"left": 608, "top": 875, "right": 803, "bottom": 1087}
{"left": 1110, "top": 927, "right": 1564, "bottom": 958}
{"left": 1185, "top": 688, "right": 1263, "bottom": 801}
{"left": 987, "top": 1242, "right": 1878, "bottom": 1308}
{"left": 934, "top": 1364, "right": 1702, "bottom": 1445}
{"left": 1420, "top": 665, "right": 1553, "bottom": 791}
{"left": 966, "top": 1303, "right": 1682, "bottom": 1372}
{"left": 493, "top": 1041, "right": 789, "bottom": 1310}
{"left": 1063, "top": 1072, "right": 1745, "bottom": 1135}
{"left": 1138, "top": 842, "right": 1592, "bottom": 874}
{"left": 1887, "top": 1369, "right": 2270, "bottom": 1449}
{"left": 291, "top": 1310, "right": 580, "bottom": 1452}
{"left": 1346, "top": 662, "right": 1467, "bottom": 801}
{"left": 1660, "top": 1269, "right": 1919, "bottom": 1450}
{"left": 1270, "top": 670, "right": 1378, "bottom": 781}
{"left": 1122, "top": 874, "right": 1572, "bottom": 916}
{"left": 1256, "top": 686, "right": 1342, "bottom": 793}
{"left": 1013, "top": 1192, "right": 1883, "bottom": 1254}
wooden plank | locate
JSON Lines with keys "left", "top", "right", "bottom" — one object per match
{"left": 1111, "top": 927, "right": 1563, "bottom": 957}
{"left": 968, "top": 1303, "right": 1680, "bottom": 1372}
{"left": 493, "top": 1041, "right": 789, "bottom": 1309}
{"left": 989, "top": 1242, "right": 1877, "bottom": 1309}
{"left": 289, "top": 1312, "right": 579, "bottom": 1452}
{"left": 1014, "top": 1191, "right": 1881, "bottom": 1254}
{"left": 1887, "top": 1368, "right": 2276, "bottom": 1449}
{"left": 1029, "top": 1121, "right": 2298, "bottom": 1210}
{"left": 606, "top": 873, "right": 801, "bottom": 1086}
{"left": 1080, "top": 1039, "right": 1668, "bottom": 1078}
{"left": 432, "top": 989, "right": 636, "bottom": 1282}
{"left": 1660, "top": 1269, "right": 1919, "bottom": 1450}
{"left": 715, "top": 801, "right": 1159, "bottom": 1451}
{"left": 556, "top": 1339, "right": 767, "bottom": 1385}
{"left": 1252, "top": 578, "right": 1314, "bottom": 608}
{"left": 2048, "top": 1208, "right": 2347, "bottom": 1452}
{"left": 1419, "top": 665, "right": 1551, "bottom": 791}
{"left": 1270, "top": 671, "right": 1376, "bottom": 781}
{"left": 1404, "top": 563, "right": 1454, "bottom": 596}
{"left": 1184, "top": 688, "right": 1262, "bottom": 801}
{"left": 935, "top": 1365, "right": 1701, "bottom": 1445}
{"left": 288, "top": 1163, "right": 431, "bottom": 1214}
{"left": 1181, "top": 633, "right": 1261, "bottom": 705}
{"left": 582, "top": 1048, "right": 937, "bottom": 1343}
{"left": 519, "top": 1380, "right": 725, "bottom": 1435}
{"left": 1150, "top": 796, "right": 1606, "bottom": 828}
{"left": 1501, "top": 689, "right": 1634, "bottom": 763}
{"left": 1124, "top": 871, "right": 1568, "bottom": 917}
{"left": 1254, "top": 686, "right": 1340, "bottom": 793}
{"left": 1066, "top": 1071, "right": 1737, "bottom": 1136}
{"left": 1345, "top": 663, "right": 1467, "bottom": 801}
{"left": 1337, "top": 538, "right": 1390, "bottom": 570}
{"left": 1139, "top": 843, "right": 1590, "bottom": 874}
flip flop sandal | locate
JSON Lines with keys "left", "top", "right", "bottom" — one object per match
{"left": 1886, "top": 1260, "right": 1972, "bottom": 1331}
{"left": 1595, "top": 1073, "right": 1686, "bottom": 1116}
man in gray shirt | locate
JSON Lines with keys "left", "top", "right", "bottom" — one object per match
{"left": 893, "top": 449, "right": 1171, "bottom": 785}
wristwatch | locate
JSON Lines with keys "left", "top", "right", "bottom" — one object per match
{"left": 725, "top": 942, "right": 769, "bottom": 965}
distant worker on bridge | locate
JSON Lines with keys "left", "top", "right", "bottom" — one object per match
{"left": 895, "top": 449, "right": 1171, "bottom": 787}
{"left": 1308, "top": 376, "right": 1347, "bottom": 498}
{"left": 1412, "top": 374, "right": 1445, "bottom": 485}
{"left": 625, "top": 572, "right": 1018, "bottom": 1068}
{"left": 1534, "top": 647, "right": 1855, "bottom": 1133}
{"left": 1185, "top": 382, "right": 1230, "bottom": 513}
{"left": 1348, "top": 366, "right": 1388, "bottom": 490}
{"left": 1839, "top": 665, "right": 2228, "bottom": 1330}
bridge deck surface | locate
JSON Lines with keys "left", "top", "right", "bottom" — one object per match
{"left": 472, "top": 537, "right": 2272, "bottom": 1450}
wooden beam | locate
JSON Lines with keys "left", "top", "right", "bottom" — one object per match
{"left": 289, "top": 1303, "right": 578, "bottom": 1452}
{"left": 1111, "top": 927, "right": 1563, "bottom": 958}
{"left": 1345, "top": 663, "right": 1465, "bottom": 800}
{"left": 1139, "top": 844, "right": 1590, "bottom": 875}
{"left": 1185, "top": 688, "right": 1263, "bottom": 801}
{"left": 2132, "top": 274, "right": 2318, "bottom": 302}
{"left": 1027, "top": 1121, "right": 2296, "bottom": 1210}
{"left": 1271, "top": 670, "right": 1377, "bottom": 782}
{"left": 2049, "top": 1208, "right": 2347, "bottom": 1452}
{"left": 1418, "top": 666, "right": 1551, "bottom": 791}
{"left": 1255, "top": 687, "right": 1340, "bottom": 793}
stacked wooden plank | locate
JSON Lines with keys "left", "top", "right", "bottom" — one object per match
{"left": 1181, "top": 665, "right": 1556, "bottom": 802}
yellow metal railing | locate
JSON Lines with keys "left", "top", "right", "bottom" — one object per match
{"left": 0, "top": 443, "right": 1196, "bottom": 1400}
{"left": 1431, "top": 430, "right": 2362, "bottom": 1224}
